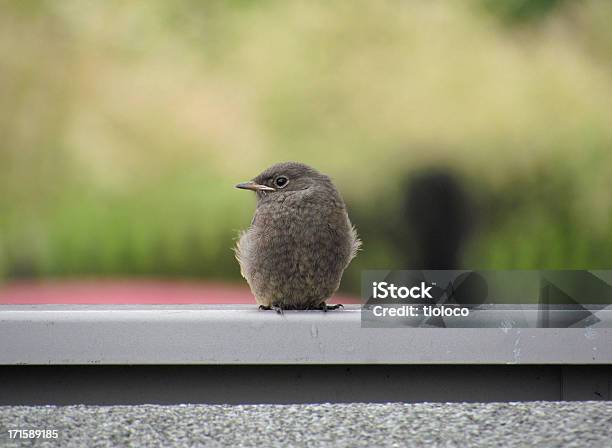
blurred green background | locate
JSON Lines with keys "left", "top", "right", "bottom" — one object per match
{"left": 1, "top": 0, "right": 612, "bottom": 295}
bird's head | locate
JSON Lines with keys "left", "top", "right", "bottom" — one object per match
{"left": 236, "top": 162, "right": 335, "bottom": 201}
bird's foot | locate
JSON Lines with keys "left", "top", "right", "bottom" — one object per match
{"left": 324, "top": 303, "right": 344, "bottom": 312}
{"left": 259, "top": 303, "right": 343, "bottom": 313}
{"left": 258, "top": 304, "right": 284, "bottom": 314}
{"left": 310, "top": 303, "right": 344, "bottom": 312}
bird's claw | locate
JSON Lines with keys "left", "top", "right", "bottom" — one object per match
{"left": 309, "top": 303, "right": 344, "bottom": 312}
{"left": 258, "top": 304, "right": 284, "bottom": 314}
{"left": 272, "top": 305, "right": 284, "bottom": 315}
{"left": 323, "top": 303, "right": 344, "bottom": 312}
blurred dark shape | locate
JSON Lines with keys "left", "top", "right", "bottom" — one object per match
{"left": 481, "top": 0, "right": 566, "bottom": 24}
{"left": 6, "top": 257, "right": 39, "bottom": 280}
{"left": 403, "top": 169, "right": 474, "bottom": 270}
{"left": 447, "top": 271, "right": 489, "bottom": 306}
{"left": 423, "top": 271, "right": 489, "bottom": 307}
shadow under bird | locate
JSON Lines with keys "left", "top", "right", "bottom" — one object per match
{"left": 235, "top": 162, "right": 360, "bottom": 312}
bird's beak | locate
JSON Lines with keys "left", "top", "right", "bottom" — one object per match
{"left": 235, "top": 181, "right": 276, "bottom": 192}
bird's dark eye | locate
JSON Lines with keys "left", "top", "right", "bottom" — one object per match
{"left": 275, "top": 176, "right": 289, "bottom": 188}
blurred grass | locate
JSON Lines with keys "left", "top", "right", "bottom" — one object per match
{"left": 1, "top": 0, "right": 612, "bottom": 293}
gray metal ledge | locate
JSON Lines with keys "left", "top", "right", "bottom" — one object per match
{"left": 1, "top": 305, "right": 611, "bottom": 365}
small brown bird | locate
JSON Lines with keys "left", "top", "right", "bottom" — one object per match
{"left": 235, "top": 162, "right": 360, "bottom": 312}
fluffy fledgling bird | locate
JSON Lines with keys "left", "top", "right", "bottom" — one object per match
{"left": 235, "top": 162, "right": 360, "bottom": 312}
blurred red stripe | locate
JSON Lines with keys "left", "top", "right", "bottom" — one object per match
{"left": 0, "top": 280, "right": 361, "bottom": 305}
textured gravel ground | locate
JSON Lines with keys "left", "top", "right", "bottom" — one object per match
{"left": 1, "top": 402, "right": 611, "bottom": 447}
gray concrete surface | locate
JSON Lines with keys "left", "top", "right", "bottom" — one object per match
{"left": 2, "top": 305, "right": 612, "bottom": 364}
{"left": 1, "top": 402, "right": 611, "bottom": 447}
